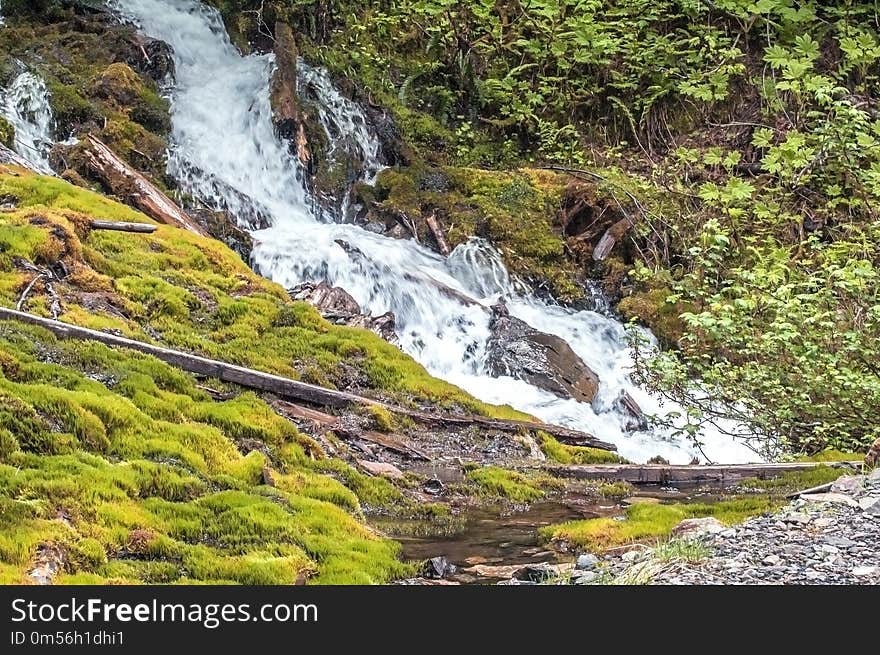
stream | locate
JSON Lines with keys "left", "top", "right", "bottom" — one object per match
{"left": 91, "top": 0, "right": 763, "bottom": 465}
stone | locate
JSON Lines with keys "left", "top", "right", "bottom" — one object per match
{"left": 822, "top": 536, "right": 856, "bottom": 549}
{"left": 421, "top": 556, "right": 456, "bottom": 580}
{"left": 513, "top": 563, "right": 560, "bottom": 583}
{"left": 576, "top": 553, "right": 599, "bottom": 571}
{"left": 852, "top": 566, "right": 876, "bottom": 577}
{"left": 422, "top": 479, "right": 444, "bottom": 495}
{"left": 867, "top": 468, "right": 880, "bottom": 483}
{"left": 782, "top": 513, "right": 811, "bottom": 524}
{"left": 672, "top": 517, "right": 725, "bottom": 538}
{"left": 621, "top": 549, "right": 646, "bottom": 563}
{"left": 762, "top": 555, "right": 781, "bottom": 566}
{"left": 485, "top": 302, "right": 599, "bottom": 403}
{"left": 800, "top": 492, "right": 859, "bottom": 507}
{"left": 830, "top": 476, "right": 865, "bottom": 496}
{"left": 356, "top": 459, "right": 405, "bottom": 480}
{"left": 289, "top": 281, "right": 398, "bottom": 343}
{"left": 571, "top": 570, "right": 599, "bottom": 585}
{"left": 861, "top": 498, "right": 880, "bottom": 516}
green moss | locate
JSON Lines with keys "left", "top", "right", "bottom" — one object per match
{"left": 365, "top": 404, "right": 396, "bottom": 433}
{"left": 0, "top": 321, "right": 415, "bottom": 584}
{"left": 596, "top": 481, "right": 634, "bottom": 499}
{"left": 542, "top": 497, "right": 779, "bottom": 552}
{"left": 618, "top": 286, "right": 691, "bottom": 347}
{"left": 539, "top": 432, "right": 627, "bottom": 464}
{"left": 0, "top": 117, "right": 14, "bottom": 149}
{"left": 466, "top": 466, "right": 558, "bottom": 502}
{"left": 738, "top": 465, "right": 846, "bottom": 493}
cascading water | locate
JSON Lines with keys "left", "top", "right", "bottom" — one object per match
{"left": 112, "top": 0, "right": 761, "bottom": 464}
{"left": 298, "top": 60, "right": 385, "bottom": 186}
{"left": 0, "top": 71, "right": 56, "bottom": 175}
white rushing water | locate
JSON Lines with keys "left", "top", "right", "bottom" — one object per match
{"left": 298, "top": 60, "right": 385, "bottom": 186}
{"left": 0, "top": 71, "right": 56, "bottom": 174}
{"left": 113, "top": 0, "right": 761, "bottom": 464}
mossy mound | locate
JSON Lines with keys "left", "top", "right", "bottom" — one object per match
{"left": 0, "top": 319, "right": 411, "bottom": 584}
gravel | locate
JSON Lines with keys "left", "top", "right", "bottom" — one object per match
{"left": 639, "top": 472, "right": 880, "bottom": 585}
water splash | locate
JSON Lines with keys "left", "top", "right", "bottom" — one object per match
{"left": 297, "top": 61, "right": 385, "bottom": 186}
{"left": 1, "top": 72, "right": 55, "bottom": 174}
{"left": 113, "top": 0, "right": 761, "bottom": 464}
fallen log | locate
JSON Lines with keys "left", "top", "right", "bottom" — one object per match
{"left": 425, "top": 212, "right": 451, "bottom": 256}
{"left": 0, "top": 306, "right": 615, "bottom": 451}
{"left": 81, "top": 135, "right": 206, "bottom": 236}
{"left": 548, "top": 461, "right": 860, "bottom": 485}
{"left": 89, "top": 219, "right": 158, "bottom": 233}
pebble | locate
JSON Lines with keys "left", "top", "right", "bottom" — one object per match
{"left": 610, "top": 470, "right": 880, "bottom": 585}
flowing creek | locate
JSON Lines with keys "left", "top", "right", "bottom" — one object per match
{"left": 108, "top": 0, "right": 762, "bottom": 466}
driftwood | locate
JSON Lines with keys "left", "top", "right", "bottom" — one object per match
{"left": 425, "top": 212, "right": 451, "bottom": 256}
{"left": 786, "top": 481, "right": 835, "bottom": 499}
{"left": 81, "top": 135, "right": 206, "bottom": 235}
{"left": 89, "top": 219, "right": 158, "bottom": 233}
{"left": 548, "top": 461, "right": 861, "bottom": 485}
{"left": 592, "top": 217, "right": 633, "bottom": 261}
{"left": 0, "top": 307, "right": 616, "bottom": 451}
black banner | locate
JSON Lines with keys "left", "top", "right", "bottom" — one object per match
{"left": 0, "top": 584, "right": 871, "bottom": 652}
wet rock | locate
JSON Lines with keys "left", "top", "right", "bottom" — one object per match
{"left": 485, "top": 302, "right": 599, "bottom": 403}
{"left": 514, "top": 563, "right": 559, "bottom": 583}
{"left": 421, "top": 556, "right": 456, "bottom": 580}
{"left": 288, "top": 281, "right": 398, "bottom": 343}
{"left": 672, "top": 517, "right": 725, "bottom": 538}
{"left": 187, "top": 207, "right": 254, "bottom": 262}
{"left": 422, "top": 479, "right": 444, "bottom": 495}
{"left": 576, "top": 553, "right": 599, "bottom": 571}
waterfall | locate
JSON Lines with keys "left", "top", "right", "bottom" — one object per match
{"left": 110, "top": 0, "right": 761, "bottom": 464}
{"left": 1, "top": 71, "right": 56, "bottom": 175}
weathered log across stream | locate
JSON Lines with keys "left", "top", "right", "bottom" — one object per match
{"left": 548, "top": 461, "right": 861, "bottom": 485}
{"left": 0, "top": 306, "right": 617, "bottom": 450}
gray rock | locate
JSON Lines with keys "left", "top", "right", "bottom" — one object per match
{"left": 672, "top": 517, "right": 725, "bottom": 537}
{"left": 514, "top": 563, "right": 559, "bottom": 583}
{"left": 576, "top": 553, "right": 599, "bottom": 571}
{"left": 571, "top": 570, "right": 599, "bottom": 585}
{"left": 762, "top": 555, "right": 781, "bottom": 566}
{"left": 831, "top": 475, "right": 865, "bottom": 496}
{"left": 860, "top": 497, "right": 880, "bottom": 515}
{"left": 852, "top": 566, "right": 876, "bottom": 576}
{"left": 485, "top": 302, "right": 599, "bottom": 403}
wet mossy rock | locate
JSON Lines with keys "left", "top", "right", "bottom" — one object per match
{"left": 0, "top": 9, "right": 173, "bottom": 188}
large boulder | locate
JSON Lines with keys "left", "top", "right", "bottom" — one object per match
{"left": 289, "top": 281, "right": 397, "bottom": 344}
{"left": 485, "top": 302, "right": 599, "bottom": 403}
